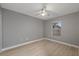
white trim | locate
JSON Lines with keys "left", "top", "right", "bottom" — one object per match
{"left": 45, "top": 38, "right": 79, "bottom": 49}
{"left": 1, "top": 38, "right": 79, "bottom": 53}
{"left": 1, "top": 38, "right": 44, "bottom": 52}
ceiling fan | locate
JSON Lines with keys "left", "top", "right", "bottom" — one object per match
{"left": 35, "top": 4, "right": 50, "bottom": 17}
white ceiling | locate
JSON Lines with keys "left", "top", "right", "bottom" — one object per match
{"left": 1, "top": 3, "right": 79, "bottom": 20}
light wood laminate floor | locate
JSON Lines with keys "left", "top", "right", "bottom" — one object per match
{"left": 0, "top": 39, "right": 79, "bottom": 56}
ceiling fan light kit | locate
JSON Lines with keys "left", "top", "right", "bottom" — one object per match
{"left": 40, "top": 10, "right": 48, "bottom": 16}
{"left": 40, "top": 4, "right": 48, "bottom": 16}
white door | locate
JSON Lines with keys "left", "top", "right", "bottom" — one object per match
{"left": 0, "top": 8, "right": 2, "bottom": 51}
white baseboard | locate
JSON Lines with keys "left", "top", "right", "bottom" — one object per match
{"left": 1, "top": 38, "right": 79, "bottom": 53}
{"left": 1, "top": 38, "right": 44, "bottom": 52}
{"left": 45, "top": 38, "right": 79, "bottom": 49}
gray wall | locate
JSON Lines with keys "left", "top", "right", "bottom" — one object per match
{"left": 45, "top": 12, "right": 79, "bottom": 46}
{"left": 0, "top": 7, "right": 2, "bottom": 50}
{"left": 1, "top": 7, "right": 79, "bottom": 49}
{"left": 2, "top": 8, "right": 44, "bottom": 48}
